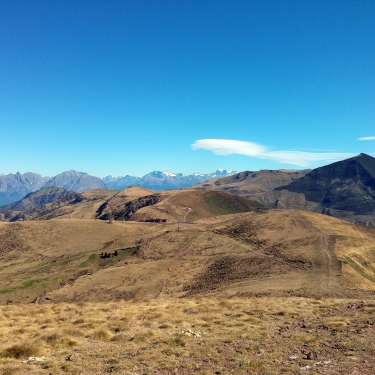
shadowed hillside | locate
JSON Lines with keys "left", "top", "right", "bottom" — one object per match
{"left": 192, "top": 169, "right": 310, "bottom": 204}
{"left": 0, "top": 187, "right": 82, "bottom": 222}
{"left": 275, "top": 153, "right": 375, "bottom": 225}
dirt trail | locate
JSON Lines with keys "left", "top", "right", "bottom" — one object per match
{"left": 153, "top": 281, "right": 163, "bottom": 299}
{"left": 290, "top": 210, "right": 350, "bottom": 298}
{"left": 183, "top": 207, "right": 192, "bottom": 222}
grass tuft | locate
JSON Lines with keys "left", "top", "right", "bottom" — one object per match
{"left": 2, "top": 341, "right": 41, "bottom": 359}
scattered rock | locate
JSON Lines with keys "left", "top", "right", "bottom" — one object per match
{"left": 306, "top": 351, "right": 317, "bottom": 360}
{"left": 66, "top": 354, "right": 74, "bottom": 361}
{"left": 314, "top": 360, "right": 331, "bottom": 367}
{"left": 21, "top": 356, "right": 46, "bottom": 363}
{"left": 181, "top": 329, "right": 201, "bottom": 337}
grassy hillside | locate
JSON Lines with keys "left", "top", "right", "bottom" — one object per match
{"left": 166, "top": 190, "right": 263, "bottom": 221}
{"left": 1, "top": 209, "right": 375, "bottom": 305}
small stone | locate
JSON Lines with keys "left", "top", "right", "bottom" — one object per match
{"left": 66, "top": 354, "right": 73, "bottom": 361}
{"left": 306, "top": 351, "right": 317, "bottom": 360}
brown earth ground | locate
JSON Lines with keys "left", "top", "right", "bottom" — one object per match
{"left": 1, "top": 209, "right": 375, "bottom": 373}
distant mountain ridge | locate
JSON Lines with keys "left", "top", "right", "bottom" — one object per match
{"left": 0, "top": 172, "right": 49, "bottom": 206}
{"left": 43, "top": 170, "right": 107, "bottom": 192}
{"left": 103, "top": 169, "right": 236, "bottom": 190}
{"left": 0, "top": 169, "right": 237, "bottom": 206}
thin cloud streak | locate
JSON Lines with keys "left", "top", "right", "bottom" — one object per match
{"left": 358, "top": 136, "right": 375, "bottom": 141}
{"left": 191, "top": 139, "right": 354, "bottom": 167}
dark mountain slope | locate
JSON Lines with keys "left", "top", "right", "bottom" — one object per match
{"left": 191, "top": 169, "right": 310, "bottom": 203}
{"left": 0, "top": 187, "right": 80, "bottom": 212}
{"left": 0, "top": 187, "right": 82, "bottom": 221}
{"left": 275, "top": 153, "right": 375, "bottom": 215}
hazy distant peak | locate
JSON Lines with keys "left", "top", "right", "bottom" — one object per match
{"left": 43, "top": 171, "right": 106, "bottom": 192}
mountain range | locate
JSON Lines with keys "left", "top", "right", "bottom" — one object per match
{"left": 0, "top": 169, "right": 236, "bottom": 206}
{"left": 2, "top": 153, "right": 375, "bottom": 226}
{"left": 102, "top": 169, "right": 236, "bottom": 190}
{"left": 0, "top": 172, "right": 49, "bottom": 207}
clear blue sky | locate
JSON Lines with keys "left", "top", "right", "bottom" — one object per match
{"left": 1, "top": 0, "right": 374, "bottom": 177}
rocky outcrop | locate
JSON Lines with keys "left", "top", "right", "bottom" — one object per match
{"left": 96, "top": 194, "right": 162, "bottom": 221}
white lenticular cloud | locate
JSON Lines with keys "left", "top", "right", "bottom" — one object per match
{"left": 358, "top": 136, "right": 375, "bottom": 141}
{"left": 191, "top": 139, "right": 267, "bottom": 156}
{"left": 191, "top": 139, "right": 354, "bottom": 167}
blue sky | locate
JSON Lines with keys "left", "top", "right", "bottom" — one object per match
{"left": 1, "top": 0, "right": 374, "bottom": 177}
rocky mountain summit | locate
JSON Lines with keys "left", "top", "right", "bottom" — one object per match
{"left": 0, "top": 170, "right": 104, "bottom": 206}
{"left": 43, "top": 170, "right": 107, "bottom": 192}
{"left": 0, "top": 172, "right": 49, "bottom": 206}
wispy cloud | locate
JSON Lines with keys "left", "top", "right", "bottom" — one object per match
{"left": 191, "top": 139, "right": 354, "bottom": 167}
{"left": 358, "top": 136, "right": 375, "bottom": 141}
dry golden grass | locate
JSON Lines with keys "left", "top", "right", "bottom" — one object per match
{"left": 1, "top": 209, "right": 375, "bottom": 306}
{"left": 0, "top": 297, "right": 375, "bottom": 374}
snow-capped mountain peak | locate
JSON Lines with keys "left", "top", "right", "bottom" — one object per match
{"left": 162, "top": 171, "right": 177, "bottom": 177}
{"left": 103, "top": 169, "right": 237, "bottom": 190}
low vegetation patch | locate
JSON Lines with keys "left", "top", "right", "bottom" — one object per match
{"left": 2, "top": 341, "right": 41, "bottom": 359}
{"left": 345, "top": 255, "right": 375, "bottom": 283}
